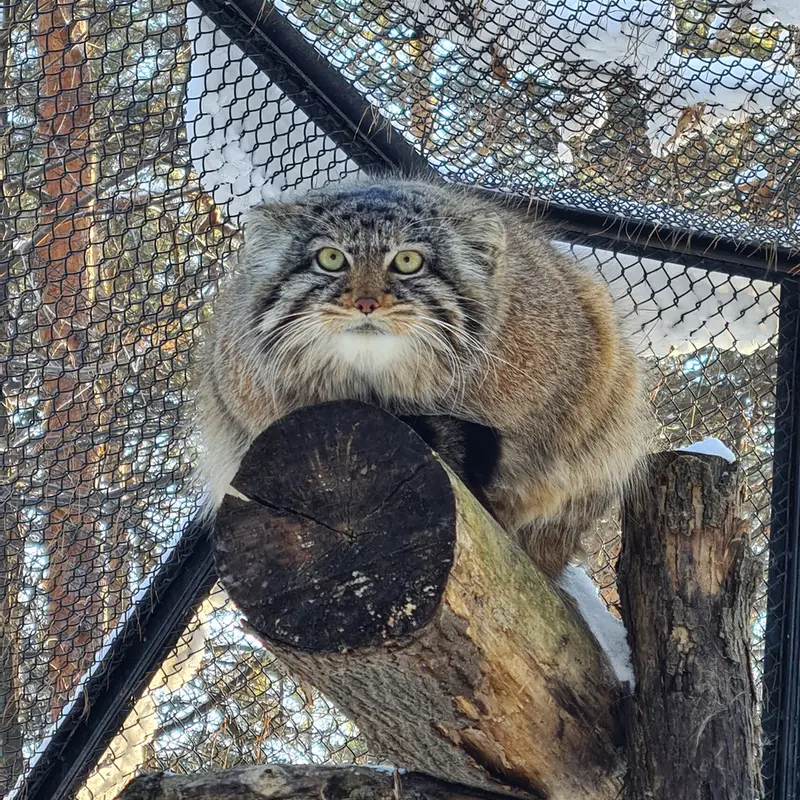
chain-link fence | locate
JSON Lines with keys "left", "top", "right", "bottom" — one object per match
{"left": 1, "top": 0, "right": 798, "bottom": 798}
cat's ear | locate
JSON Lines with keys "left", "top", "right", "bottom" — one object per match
{"left": 243, "top": 196, "right": 302, "bottom": 229}
{"left": 461, "top": 211, "right": 507, "bottom": 261}
{"left": 236, "top": 199, "right": 309, "bottom": 282}
{"left": 241, "top": 197, "right": 306, "bottom": 250}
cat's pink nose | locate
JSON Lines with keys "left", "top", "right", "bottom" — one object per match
{"left": 354, "top": 297, "right": 379, "bottom": 315}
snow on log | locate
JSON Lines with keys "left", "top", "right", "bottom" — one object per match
{"left": 618, "top": 451, "right": 761, "bottom": 800}
{"left": 211, "top": 401, "right": 626, "bottom": 800}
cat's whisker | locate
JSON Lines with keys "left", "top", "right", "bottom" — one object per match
{"left": 253, "top": 316, "right": 321, "bottom": 374}
{"left": 263, "top": 318, "right": 322, "bottom": 365}
{"left": 411, "top": 313, "right": 496, "bottom": 382}
{"left": 215, "top": 311, "right": 320, "bottom": 360}
{"left": 262, "top": 323, "right": 325, "bottom": 408}
{"left": 259, "top": 314, "right": 322, "bottom": 349}
{"left": 257, "top": 309, "right": 320, "bottom": 332}
{"left": 414, "top": 313, "right": 527, "bottom": 381}
{"left": 412, "top": 326, "right": 466, "bottom": 413}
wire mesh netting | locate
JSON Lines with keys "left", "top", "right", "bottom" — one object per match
{"left": 274, "top": 0, "right": 800, "bottom": 246}
{"left": 0, "top": 0, "right": 796, "bottom": 797}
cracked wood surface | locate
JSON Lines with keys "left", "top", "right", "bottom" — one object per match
{"left": 619, "top": 452, "right": 761, "bottom": 800}
{"left": 117, "top": 765, "right": 524, "bottom": 800}
{"left": 212, "top": 401, "right": 625, "bottom": 800}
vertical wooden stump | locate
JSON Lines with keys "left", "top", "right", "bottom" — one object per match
{"left": 619, "top": 452, "right": 761, "bottom": 800}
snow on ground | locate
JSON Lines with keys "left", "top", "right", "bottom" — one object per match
{"left": 556, "top": 564, "right": 635, "bottom": 688}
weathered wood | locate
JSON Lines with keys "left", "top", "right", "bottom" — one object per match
{"left": 213, "top": 401, "right": 625, "bottom": 800}
{"left": 116, "top": 765, "right": 521, "bottom": 800}
{"left": 619, "top": 452, "right": 761, "bottom": 800}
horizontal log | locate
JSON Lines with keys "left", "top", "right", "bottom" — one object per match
{"left": 619, "top": 452, "right": 761, "bottom": 800}
{"left": 212, "top": 401, "right": 625, "bottom": 800}
{"left": 116, "top": 765, "right": 522, "bottom": 800}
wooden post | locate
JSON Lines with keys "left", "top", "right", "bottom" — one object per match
{"left": 213, "top": 401, "right": 625, "bottom": 800}
{"left": 117, "top": 764, "right": 523, "bottom": 800}
{"left": 618, "top": 452, "right": 761, "bottom": 800}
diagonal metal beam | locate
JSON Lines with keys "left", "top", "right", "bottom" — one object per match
{"left": 19, "top": 522, "right": 216, "bottom": 800}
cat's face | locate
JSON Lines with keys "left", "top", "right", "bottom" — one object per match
{"left": 239, "top": 182, "right": 505, "bottom": 393}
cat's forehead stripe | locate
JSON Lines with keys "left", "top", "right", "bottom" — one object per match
{"left": 304, "top": 187, "right": 436, "bottom": 218}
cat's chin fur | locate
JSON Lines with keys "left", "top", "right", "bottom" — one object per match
{"left": 332, "top": 329, "right": 410, "bottom": 372}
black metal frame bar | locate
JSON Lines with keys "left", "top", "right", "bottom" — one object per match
{"left": 763, "top": 278, "right": 800, "bottom": 800}
{"left": 19, "top": 3, "right": 800, "bottom": 800}
{"left": 19, "top": 523, "right": 215, "bottom": 800}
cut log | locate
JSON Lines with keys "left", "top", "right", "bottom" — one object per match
{"left": 117, "top": 765, "right": 522, "bottom": 800}
{"left": 212, "top": 401, "right": 625, "bottom": 800}
{"left": 618, "top": 452, "right": 761, "bottom": 800}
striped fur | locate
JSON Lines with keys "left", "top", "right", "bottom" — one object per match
{"left": 192, "top": 177, "right": 654, "bottom": 576}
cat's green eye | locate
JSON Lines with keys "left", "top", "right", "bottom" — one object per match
{"left": 316, "top": 247, "right": 347, "bottom": 272}
{"left": 392, "top": 250, "right": 424, "bottom": 275}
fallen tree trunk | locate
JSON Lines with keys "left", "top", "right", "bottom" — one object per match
{"left": 213, "top": 401, "right": 625, "bottom": 800}
{"left": 619, "top": 451, "right": 761, "bottom": 800}
{"left": 117, "top": 764, "right": 522, "bottom": 800}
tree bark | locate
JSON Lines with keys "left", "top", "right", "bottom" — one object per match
{"left": 33, "top": 0, "right": 105, "bottom": 719}
{"left": 117, "top": 764, "right": 524, "bottom": 800}
{"left": 619, "top": 451, "right": 761, "bottom": 800}
{"left": 0, "top": 0, "right": 25, "bottom": 787}
{"left": 213, "top": 401, "right": 625, "bottom": 800}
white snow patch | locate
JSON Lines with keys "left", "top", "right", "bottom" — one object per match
{"left": 556, "top": 564, "right": 635, "bottom": 688}
{"left": 399, "top": 0, "right": 674, "bottom": 75}
{"left": 366, "top": 765, "right": 407, "bottom": 775}
{"left": 677, "top": 437, "right": 737, "bottom": 463}
{"left": 652, "top": 53, "right": 799, "bottom": 115}
{"left": 645, "top": 52, "right": 799, "bottom": 157}
{"left": 734, "top": 163, "right": 770, "bottom": 189}
{"left": 750, "top": 0, "right": 800, "bottom": 26}
{"left": 556, "top": 141, "right": 574, "bottom": 164}
{"left": 555, "top": 240, "right": 779, "bottom": 357}
{"left": 185, "top": 3, "right": 355, "bottom": 216}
